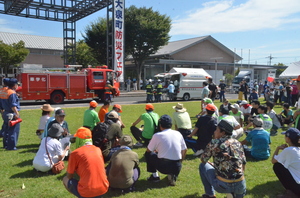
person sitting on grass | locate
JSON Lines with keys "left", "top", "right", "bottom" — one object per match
{"left": 279, "top": 103, "right": 294, "bottom": 128}
{"left": 36, "top": 104, "right": 54, "bottom": 139}
{"left": 272, "top": 128, "right": 300, "bottom": 198}
{"left": 33, "top": 123, "right": 69, "bottom": 172}
{"left": 187, "top": 104, "right": 217, "bottom": 157}
{"left": 63, "top": 127, "right": 109, "bottom": 198}
{"left": 266, "top": 101, "right": 282, "bottom": 136}
{"left": 145, "top": 115, "right": 187, "bottom": 186}
{"left": 107, "top": 135, "right": 140, "bottom": 193}
{"left": 240, "top": 100, "right": 252, "bottom": 124}
{"left": 240, "top": 117, "right": 271, "bottom": 161}
{"left": 244, "top": 105, "right": 273, "bottom": 133}
{"left": 98, "top": 101, "right": 110, "bottom": 123}
{"left": 199, "top": 119, "right": 246, "bottom": 198}
{"left": 249, "top": 88, "right": 259, "bottom": 103}
{"left": 130, "top": 103, "right": 159, "bottom": 147}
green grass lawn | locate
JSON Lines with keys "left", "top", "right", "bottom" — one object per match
{"left": 0, "top": 99, "right": 289, "bottom": 198}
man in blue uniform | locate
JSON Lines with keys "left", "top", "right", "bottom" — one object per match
{"left": 1, "top": 78, "right": 21, "bottom": 150}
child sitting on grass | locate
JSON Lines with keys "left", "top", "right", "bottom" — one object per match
{"left": 280, "top": 103, "right": 294, "bottom": 128}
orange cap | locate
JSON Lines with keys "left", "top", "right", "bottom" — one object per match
{"left": 90, "top": 100, "right": 98, "bottom": 108}
{"left": 113, "top": 104, "right": 122, "bottom": 113}
{"left": 74, "top": 127, "right": 92, "bottom": 139}
{"left": 206, "top": 104, "right": 216, "bottom": 112}
{"left": 145, "top": 103, "right": 154, "bottom": 111}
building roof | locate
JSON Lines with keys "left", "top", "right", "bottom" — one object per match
{"left": 0, "top": 32, "right": 63, "bottom": 50}
{"left": 152, "top": 35, "right": 242, "bottom": 61}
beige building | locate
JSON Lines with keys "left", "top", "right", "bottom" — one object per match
{"left": 0, "top": 32, "right": 64, "bottom": 70}
{"left": 125, "top": 35, "right": 242, "bottom": 80}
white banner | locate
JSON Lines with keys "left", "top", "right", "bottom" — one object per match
{"left": 114, "top": 0, "right": 124, "bottom": 82}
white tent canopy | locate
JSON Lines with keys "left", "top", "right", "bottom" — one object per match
{"left": 279, "top": 61, "right": 300, "bottom": 78}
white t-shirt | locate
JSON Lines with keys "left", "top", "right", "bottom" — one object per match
{"left": 38, "top": 115, "right": 50, "bottom": 130}
{"left": 33, "top": 137, "right": 63, "bottom": 172}
{"left": 240, "top": 106, "right": 252, "bottom": 115}
{"left": 274, "top": 146, "right": 300, "bottom": 184}
{"left": 268, "top": 109, "right": 281, "bottom": 128}
{"left": 148, "top": 129, "right": 187, "bottom": 160}
{"left": 217, "top": 115, "right": 240, "bottom": 127}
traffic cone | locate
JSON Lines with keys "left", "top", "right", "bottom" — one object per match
{"left": 9, "top": 118, "right": 23, "bottom": 127}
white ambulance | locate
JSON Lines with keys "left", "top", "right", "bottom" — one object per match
{"left": 154, "top": 67, "right": 212, "bottom": 101}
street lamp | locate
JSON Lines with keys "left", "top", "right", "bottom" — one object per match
{"left": 210, "top": 57, "right": 223, "bottom": 82}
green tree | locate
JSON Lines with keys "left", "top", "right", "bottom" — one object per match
{"left": 0, "top": 40, "right": 29, "bottom": 75}
{"left": 125, "top": 6, "right": 171, "bottom": 86}
{"left": 65, "top": 40, "right": 100, "bottom": 68}
{"left": 82, "top": 18, "right": 108, "bottom": 65}
{"left": 224, "top": 73, "right": 234, "bottom": 85}
{"left": 273, "top": 62, "right": 286, "bottom": 77}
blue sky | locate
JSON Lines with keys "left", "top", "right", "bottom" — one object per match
{"left": 0, "top": 0, "right": 300, "bottom": 66}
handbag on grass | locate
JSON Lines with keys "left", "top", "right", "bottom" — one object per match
{"left": 45, "top": 137, "right": 65, "bottom": 174}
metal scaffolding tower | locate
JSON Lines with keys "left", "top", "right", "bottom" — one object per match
{"left": 0, "top": 0, "right": 112, "bottom": 65}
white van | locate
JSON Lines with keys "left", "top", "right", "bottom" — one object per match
{"left": 154, "top": 67, "right": 212, "bottom": 101}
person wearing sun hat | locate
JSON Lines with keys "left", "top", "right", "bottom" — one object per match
{"left": 172, "top": 103, "right": 192, "bottom": 139}
{"left": 107, "top": 135, "right": 140, "bottom": 192}
{"left": 63, "top": 129, "right": 109, "bottom": 198}
{"left": 131, "top": 103, "right": 159, "bottom": 147}
{"left": 74, "top": 127, "right": 93, "bottom": 149}
{"left": 83, "top": 100, "right": 100, "bottom": 131}
{"left": 33, "top": 123, "right": 70, "bottom": 172}
{"left": 36, "top": 104, "right": 54, "bottom": 139}
{"left": 272, "top": 128, "right": 300, "bottom": 197}
{"left": 200, "top": 119, "right": 246, "bottom": 198}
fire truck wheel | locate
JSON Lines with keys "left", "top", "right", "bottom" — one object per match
{"left": 50, "top": 91, "right": 65, "bottom": 104}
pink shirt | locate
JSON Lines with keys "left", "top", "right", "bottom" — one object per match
{"left": 292, "top": 85, "right": 298, "bottom": 95}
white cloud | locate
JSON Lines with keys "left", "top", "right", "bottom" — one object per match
{"left": 0, "top": 19, "right": 33, "bottom": 34}
{"left": 171, "top": 0, "right": 300, "bottom": 35}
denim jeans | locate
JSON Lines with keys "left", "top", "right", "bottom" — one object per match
{"left": 199, "top": 163, "right": 246, "bottom": 198}
{"left": 219, "top": 91, "right": 225, "bottom": 102}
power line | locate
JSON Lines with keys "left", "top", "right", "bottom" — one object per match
{"left": 265, "top": 54, "right": 276, "bottom": 65}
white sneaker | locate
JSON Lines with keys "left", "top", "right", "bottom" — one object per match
{"left": 193, "top": 149, "right": 204, "bottom": 156}
{"left": 134, "top": 142, "right": 144, "bottom": 147}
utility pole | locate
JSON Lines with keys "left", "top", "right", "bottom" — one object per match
{"left": 266, "top": 54, "right": 275, "bottom": 65}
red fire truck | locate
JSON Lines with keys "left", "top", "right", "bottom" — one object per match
{"left": 16, "top": 66, "right": 120, "bottom": 104}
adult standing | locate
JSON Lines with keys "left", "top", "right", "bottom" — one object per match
{"left": 201, "top": 82, "right": 210, "bottom": 99}
{"left": 83, "top": 100, "right": 100, "bottom": 130}
{"left": 199, "top": 119, "right": 246, "bottom": 198}
{"left": 145, "top": 80, "right": 154, "bottom": 103}
{"left": 126, "top": 77, "right": 131, "bottom": 92}
{"left": 145, "top": 115, "right": 187, "bottom": 186}
{"left": 293, "top": 76, "right": 300, "bottom": 130}
{"left": 2, "top": 78, "right": 21, "bottom": 150}
{"left": 218, "top": 79, "right": 226, "bottom": 102}
{"left": 63, "top": 128, "right": 109, "bottom": 198}
{"left": 291, "top": 81, "right": 299, "bottom": 106}
{"left": 171, "top": 103, "right": 191, "bottom": 137}
{"left": 241, "top": 80, "right": 249, "bottom": 101}
{"left": 131, "top": 104, "right": 159, "bottom": 147}
{"left": 167, "top": 81, "right": 175, "bottom": 101}
{"left": 0, "top": 78, "right": 9, "bottom": 138}
{"left": 104, "top": 81, "right": 113, "bottom": 102}
{"left": 155, "top": 79, "right": 163, "bottom": 103}
{"left": 272, "top": 128, "right": 300, "bottom": 197}
{"left": 208, "top": 78, "right": 218, "bottom": 101}
{"left": 132, "top": 78, "right": 137, "bottom": 91}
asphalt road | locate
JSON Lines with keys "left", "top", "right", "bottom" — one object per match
{"left": 20, "top": 93, "right": 238, "bottom": 110}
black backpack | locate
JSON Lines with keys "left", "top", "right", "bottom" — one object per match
{"left": 92, "top": 122, "right": 109, "bottom": 150}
